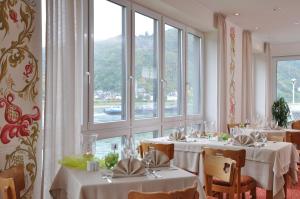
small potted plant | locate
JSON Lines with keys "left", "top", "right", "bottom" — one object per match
{"left": 272, "top": 97, "right": 290, "bottom": 128}
{"left": 104, "top": 152, "right": 119, "bottom": 169}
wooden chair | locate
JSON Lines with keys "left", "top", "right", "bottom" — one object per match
{"left": 291, "top": 120, "right": 300, "bottom": 129}
{"left": 266, "top": 135, "right": 285, "bottom": 142}
{"left": 286, "top": 131, "right": 300, "bottom": 152}
{"left": 0, "top": 165, "right": 25, "bottom": 199}
{"left": 128, "top": 182, "right": 199, "bottom": 199}
{"left": 227, "top": 123, "right": 241, "bottom": 134}
{"left": 203, "top": 148, "right": 256, "bottom": 199}
{"left": 139, "top": 143, "right": 174, "bottom": 160}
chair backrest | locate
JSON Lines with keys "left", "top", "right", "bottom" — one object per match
{"left": 267, "top": 135, "right": 285, "bottom": 142}
{"left": 139, "top": 143, "right": 174, "bottom": 160}
{"left": 292, "top": 120, "right": 300, "bottom": 130}
{"left": 128, "top": 183, "right": 199, "bottom": 199}
{"left": 204, "top": 148, "right": 246, "bottom": 168}
{"left": 203, "top": 148, "right": 245, "bottom": 198}
{"left": 0, "top": 177, "right": 17, "bottom": 199}
{"left": 227, "top": 123, "right": 239, "bottom": 134}
{"left": 0, "top": 165, "right": 25, "bottom": 199}
{"left": 286, "top": 131, "right": 300, "bottom": 146}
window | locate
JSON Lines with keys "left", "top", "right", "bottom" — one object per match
{"left": 96, "top": 136, "right": 123, "bottom": 158}
{"left": 187, "top": 33, "right": 201, "bottom": 115}
{"left": 133, "top": 131, "right": 158, "bottom": 147}
{"left": 276, "top": 57, "right": 300, "bottom": 120}
{"left": 134, "top": 12, "right": 159, "bottom": 119}
{"left": 92, "top": 0, "right": 127, "bottom": 123}
{"left": 164, "top": 24, "right": 183, "bottom": 117}
{"left": 86, "top": 0, "right": 203, "bottom": 156}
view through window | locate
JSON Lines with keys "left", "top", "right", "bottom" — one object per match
{"left": 90, "top": 0, "right": 203, "bottom": 158}
{"left": 277, "top": 59, "right": 300, "bottom": 120}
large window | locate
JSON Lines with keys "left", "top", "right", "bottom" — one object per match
{"left": 187, "top": 33, "right": 201, "bottom": 115}
{"left": 164, "top": 24, "right": 183, "bottom": 117}
{"left": 87, "top": 0, "right": 203, "bottom": 157}
{"left": 134, "top": 12, "right": 159, "bottom": 119}
{"left": 276, "top": 57, "right": 300, "bottom": 120}
{"left": 92, "top": 0, "right": 127, "bottom": 123}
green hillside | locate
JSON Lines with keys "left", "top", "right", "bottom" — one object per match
{"left": 277, "top": 60, "right": 300, "bottom": 103}
{"left": 93, "top": 29, "right": 179, "bottom": 96}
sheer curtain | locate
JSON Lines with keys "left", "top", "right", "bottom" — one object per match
{"left": 241, "top": 30, "right": 254, "bottom": 122}
{"left": 214, "top": 13, "right": 227, "bottom": 132}
{"left": 264, "top": 42, "right": 273, "bottom": 119}
{"left": 43, "top": 0, "right": 84, "bottom": 198}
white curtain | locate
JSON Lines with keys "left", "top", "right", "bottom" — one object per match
{"left": 264, "top": 42, "right": 273, "bottom": 119}
{"left": 42, "top": 0, "right": 84, "bottom": 198}
{"left": 241, "top": 30, "right": 254, "bottom": 121}
{"left": 214, "top": 13, "right": 227, "bottom": 132}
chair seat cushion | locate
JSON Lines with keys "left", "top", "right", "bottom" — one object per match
{"left": 213, "top": 175, "right": 255, "bottom": 186}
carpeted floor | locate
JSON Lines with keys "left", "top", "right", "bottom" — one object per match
{"left": 244, "top": 171, "right": 300, "bottom": 199}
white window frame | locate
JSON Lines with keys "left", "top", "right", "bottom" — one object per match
{"left": 131, "top": 4, "right": 162, "bottom": 129}
{"left": 185, "top": 28, "right": 204, "bottom": 122}
{"left": 273, "top": 55, "right": 300, "bottom": 101}
{"left": 162, "top": 17, "right": 185, "bottom": 123}
{"left": 87, "top": 0, "right": 131, "bottom": 136}
{"left": 84, "top": 0, "right": 204, "bottom": 140}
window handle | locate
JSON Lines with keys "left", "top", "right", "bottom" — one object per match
{"left": 161, "top": 79, "right": 167, "bottom": 84}
{"left": 86, "top": 72, "right": 90, "bottom": 84}
{"left": 129, "top": 76, "right": 135, "bottom": 80}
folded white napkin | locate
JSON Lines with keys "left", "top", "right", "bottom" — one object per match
{"left": 233, "top": 134, "right": 255, "bottom": 147}
{"left": 169, "top": 130, "right": 186, "bottom": 141}
{"left": 249, "top": 131, "right": 266, "bottom": 142}
{"left": 112, "top": 158, "right": 146, "bottom": 178}
{"left": 142, "top": 150, "right": 170, "bottom": 168}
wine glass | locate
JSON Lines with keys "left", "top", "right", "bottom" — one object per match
{"left": 122, "top": 135, "right": 136, "bottom": 159}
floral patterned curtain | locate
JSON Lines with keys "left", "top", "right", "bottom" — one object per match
{"left": 0, "top": 0, "right": 42, "bottom": 198}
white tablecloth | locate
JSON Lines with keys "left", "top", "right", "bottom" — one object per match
{"left": 50, "top": 166, "right": 205, "bottom": 199}
{"left": 144, "top": 137, "right": 299, "bottom": 199}
{"left": 241, "top": 128, "right": 300, "bottom": 137}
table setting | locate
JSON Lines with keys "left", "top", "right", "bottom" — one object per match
{"left": 142, "top": 127, "right": 299, "bottom": 199}
{"left": 49, "top": 134, "right": 204, "bottom": 199}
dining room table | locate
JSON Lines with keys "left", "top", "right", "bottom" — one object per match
{"left": 49, "top": 165, "right": 205, "bottom": 199}
{"left": 238, "top": 127, "right": 300, "bottom": 137}
{"left": 143, "top": 136, "right": 299, "bottom": 199}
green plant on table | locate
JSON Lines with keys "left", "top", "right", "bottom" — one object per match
{"left": 219, "top": 132, "right": 230, "bottom": 141}
{"left": 104, "top": 152, "right": 119, "bottom": 169}
{"left": 272, "top": 97, "right": 290, "bottom": 128}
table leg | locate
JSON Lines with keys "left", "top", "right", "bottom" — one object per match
{"left": 284, "top": 173, "right": 288, "bottom": 198}
{"left": 266, "top": 190, "right": 273, "bottom": 199}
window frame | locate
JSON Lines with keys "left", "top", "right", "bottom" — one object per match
{"left": 273, "top": 55, "right": 300, "bottom": 101}
{"left": 87, "top": 0, "right": 131, "bottom": 133}
{"left": 131, "top": 4, "right": 162, "bottom": 129}
{"left": 185, "top": 28, "right": 204, "bottom": 122}
{"left": 162, "top": 17, "right": 185, "bottom": 123}
{"left": 84, "top": 0, "right": 204, "bottom": 142}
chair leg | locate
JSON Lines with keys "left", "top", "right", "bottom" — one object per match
{"left": 228, "top": 193, "right": 235, "bottom": 199}
{"left": 217, "top": 193, "right": 223, "bottom": 199}
{"left": 225, "top": 193, "right": 229, "bottom": 199}
{"left": 242, "top": 192, "right": 246, "bottom": 199}
{"left": 251, "top": 188, "right": 256, "bottom": 199}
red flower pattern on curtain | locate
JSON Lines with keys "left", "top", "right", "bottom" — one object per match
{"left": 0, "top": 93, "right": 40, "bottom": 144}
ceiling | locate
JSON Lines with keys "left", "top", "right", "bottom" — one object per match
{"left": 196, "top": 0, "right": 300, "bottom": 44}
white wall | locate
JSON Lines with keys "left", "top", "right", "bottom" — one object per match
{"left": 133, "top": 0, "right": 214, "bottom": 32}
{"left": 271, "top": 42, "right": 300, "bottom": 57}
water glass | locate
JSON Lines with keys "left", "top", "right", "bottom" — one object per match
{"left": 122, "top": 134, "right": 136, "bottom": 159}
{"left": 81, "top": 133, "right": 97, "bottom": 156}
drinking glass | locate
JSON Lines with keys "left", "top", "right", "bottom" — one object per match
{"left": 122, "top": 134, "right": 136, "bottom": 159}
{"left": 81, "top": 133, "right": 97, "bottom": 157}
